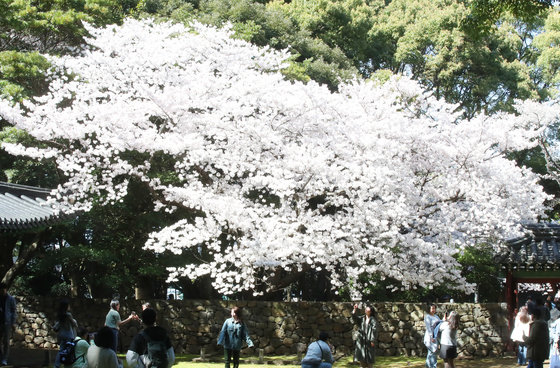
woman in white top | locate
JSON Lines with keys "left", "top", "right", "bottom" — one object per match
{"left": 510, "top": 306, "right": 530, "bottom": 366}
{"left": 85, "top": 326, "right": 119, "bottom": 368}
{"left": 439, "top": 311, "right": 459, "bottom": 368}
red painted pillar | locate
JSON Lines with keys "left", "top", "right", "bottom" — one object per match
{"left": 505, "top": 269, "right": 515, "bottom": 313}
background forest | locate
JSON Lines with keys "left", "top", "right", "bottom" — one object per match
{"left": 0, "top": 0, "right": 558, "bottom": 302}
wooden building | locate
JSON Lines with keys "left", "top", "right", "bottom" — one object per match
{"left": 499, "top": 222, "right": 560, "bottom": 315}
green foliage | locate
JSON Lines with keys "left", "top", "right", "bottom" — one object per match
{"left": 0, "top": 0, "right": 123, "bottom": 52}
{"left": 3, "top": 0, "right": 559, "bottom": 300}
{"left": 0, "top": 0, "right": 124, "bottom": 100}
{"left": 0, "top": 51, "right": 50, "bottom": 101}
{"left": 367, "top": 0, "right": 541, "bottom": 117}
{"left": 13, "top": 178, "right": 200, "bottom": 298}
{"left": 456, "top": 244, "right": 503, "bottom": 302}
{"left": 466, "top": 0, "right": 553, "bottom": 32}
{"left": 535, "top": 9, "right": 560, "bottom": 97}
{"left": 0, "top": 126, "right": 61, "bottom": 186}
{"left": 134, "top": 0, "right": 359, "bottom": 90}
{"left": 136, "top": 0, "right": 549, "bottom": 114}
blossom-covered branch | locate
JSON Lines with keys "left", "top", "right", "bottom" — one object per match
{"left": 0, "top": 19, "right": 556, "bottom": 295}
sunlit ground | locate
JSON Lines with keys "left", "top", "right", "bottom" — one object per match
{"left": 115, "top": 354, "right": 550, "bottom": 368}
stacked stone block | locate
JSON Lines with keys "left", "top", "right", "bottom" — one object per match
{"left": 11, "top": 297, "right": 510, "bottom": 358}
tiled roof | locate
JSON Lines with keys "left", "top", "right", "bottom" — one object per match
{"left": 0, "top": 182, "right": 60, "bottom": 231}
{"left": 500, "top": 223, "right": 560, "bottom": 270}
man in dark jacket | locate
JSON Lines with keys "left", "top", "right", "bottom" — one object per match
{"left": 0, "top": 282, "right": 16, "bottom": 366}
{"left": 126, "top": 308, "right": 175, "bottom": 368}
{"left": 524, "top": 307, "right": 550, "bottom": 368}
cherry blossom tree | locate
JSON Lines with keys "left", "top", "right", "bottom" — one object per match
{"left": 0, "top": 19, "right": 557, "bottom": 296}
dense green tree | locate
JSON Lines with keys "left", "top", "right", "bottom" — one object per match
{"left": 466, "top": 0, "right": 554, "bottom": 31}
{"left": 3, "top": 0, "right": 559, "bottom": 300}
{"left": 0, "top": 0, "right": 123, "bottom": 101}
{"left": 139, "top": 0, "right": 547, "bottom": 116}
{"left": 535, "top": 8, "right": 560, "bottom": 97}
{"left": 0, "top": 0, "right": 126, "bottom": 292}
{"left": 132, "top": 0, "right": 359, "bottom": 90}
{"left": 365, "top": 0, "right": 541, "bottom": 117}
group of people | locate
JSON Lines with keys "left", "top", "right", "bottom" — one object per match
{"left": 50, "top": 302, "right": 377, "bottom": 368}
{"left": 52, "top": 299, "right": 175, "bottom": 368}
{"left": 511, "top": 294, "right": 560, "bottom": 368}
{"left": 300, "top": 304, "right": 378, "bottom": 368}
{"left": 12, "top": 288, "right": 559, "bottom": 368}
{"left": 423, "top": 304, "right": 460, "bottom": 368}
{"left": 0, "top": 292, "right": 451, "bottom": 368}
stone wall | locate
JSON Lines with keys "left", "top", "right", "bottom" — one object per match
{"left": 12, "top": 297, "right": 511, "bottom": 357}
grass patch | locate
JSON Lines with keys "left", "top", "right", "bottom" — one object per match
{"left": 115, "top": 354, "right": 526, "bottom": 368}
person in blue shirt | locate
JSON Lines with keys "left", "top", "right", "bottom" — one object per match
{"left": 423, "top": 304, "right": 441, "bottom": 368}
{"left": 217, "top": 306, "right": 254, "bottom": 368}
{"left": 301, "top": 332, "right": 334, "bottom": 368}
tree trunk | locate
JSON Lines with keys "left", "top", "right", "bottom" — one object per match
{"left": 0, "top": 234, "right": 16, "bottom": 281}
{"left": 135, "top": 275, "right": 155, "bottom": 299}
{"left": 1, "top": 232, "right": 42, "bottom": 287}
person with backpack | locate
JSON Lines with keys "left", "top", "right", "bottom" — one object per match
{"left": 69, "top": 327, "right": 90, "bottom": 368}
{"left": 53, "top": 299, "right": 78, "bottom": 368}
{"left": 218, "top": 306, "right": 254, "bottom": 368}
{"left": 126, "top": 308, "right": 175, "bottom": 368}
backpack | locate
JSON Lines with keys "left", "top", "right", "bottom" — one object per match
{"left": 59, "top": 339, "right": 77, "bottom": 366}
{"left": 142, "top": 331, "right": 168, "bottom": 368}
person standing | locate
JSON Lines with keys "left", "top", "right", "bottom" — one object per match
{"left": 105, "top": 299, "right": 138, "bottom": 352}
{"left": 549, "top": 313, "right": 560, "bottom": 368}
{"left": 524, "top": 307, "right": 550, "bottom": 368}
{"left": 53, "top": 299, "right": 78, "bottom": 368}
{"left": 217, "top": 306, "right": 254, "bottom": 368}
{"left": 126, "top": 308, "right": 175, "bottom": 368}
{"left": 301, "top": 332, "right": 335, "bottom": 368}
{"left": 352, "top": 304, "right": 377, "bottom": 368}
{"left": 511, "top": 306, "right": 530, "bottom": 366}
{"left": 423, "top": 304, "right": 440, "bottom": 368}
{"left": 0, "top": 282, "right": 16, "bottom": 366}
{"left": 439, "top": 311, "right": 459, "bottom": 368}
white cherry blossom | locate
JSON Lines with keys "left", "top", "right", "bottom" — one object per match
{"left": 0, "top": 19, "right": 557, "bottom": 295}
